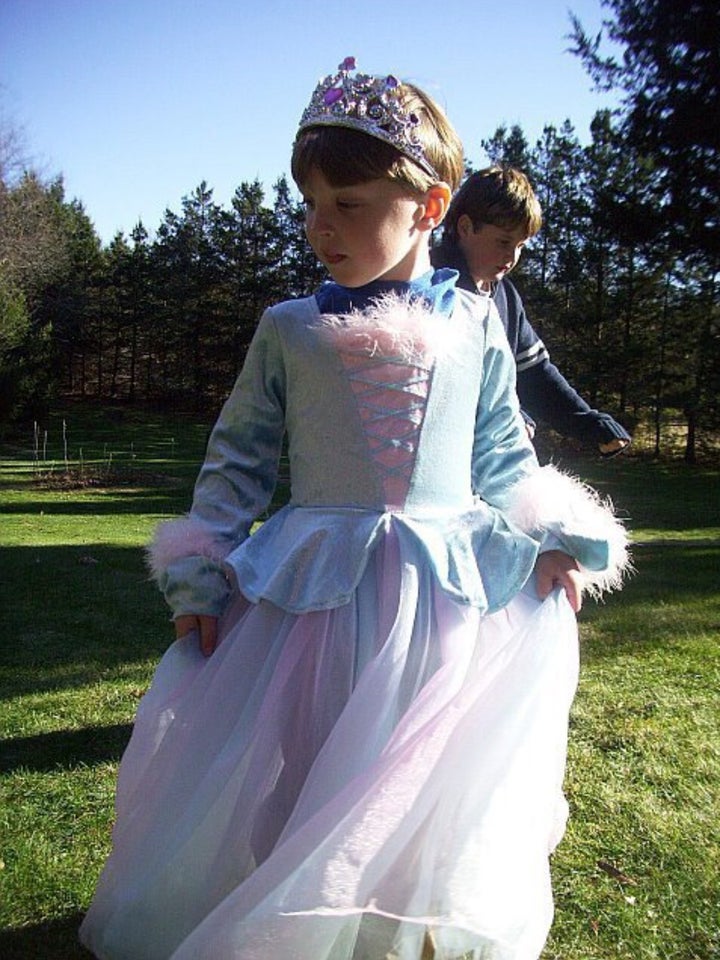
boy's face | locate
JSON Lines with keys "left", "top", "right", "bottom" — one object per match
{"left": 300, "top": 169, "right": 431, "bottom": 287}
{"left": 457, "top": 217, "right": 529, "bottom": 288}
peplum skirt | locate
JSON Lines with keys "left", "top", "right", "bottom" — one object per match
{"left": 80, "top": 521, "right": 579, "bottom": 960}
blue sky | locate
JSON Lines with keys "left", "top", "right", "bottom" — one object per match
{"left": 1, "top": 0, "right": 618, "bottom": 245}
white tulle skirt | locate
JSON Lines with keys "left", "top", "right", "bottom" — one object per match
{"left": 80, "top": 526, "right": 579, "bottom": 960}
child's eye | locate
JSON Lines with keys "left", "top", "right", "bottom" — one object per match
{"left": 337, "top": 200, "right": 360, "bottom": 210}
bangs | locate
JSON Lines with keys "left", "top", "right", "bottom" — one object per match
{"left": 487, "top": 209, "right": 536, "bottom": 236}
{"left": 291, "top": 127, "right": 417, "bottom": 189}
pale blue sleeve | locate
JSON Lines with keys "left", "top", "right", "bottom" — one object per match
{"left": 471, "top": 305, "right": 538, "bottom": 508}
{"left": 470, "top": 304, "right": 630, "bottom": 593}
{"left": 148, "top": 311, "right": 287, "bottom": 617}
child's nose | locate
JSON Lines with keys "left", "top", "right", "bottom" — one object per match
{"left": 308, "top": 208, "right": 334, "bottom": 236}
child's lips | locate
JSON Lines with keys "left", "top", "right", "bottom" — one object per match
{"left": 324, "top": 252, "right": 346, "bottom": 265}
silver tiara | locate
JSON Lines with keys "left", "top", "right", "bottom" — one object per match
{"left": 297, "top": 57, "right": 439, "bottom": 179}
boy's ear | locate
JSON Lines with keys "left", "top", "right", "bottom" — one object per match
{"left": 418, "top": 183, "right": 452, "bottom": 230}
{"left": 457, "top": 214, "right": 474, "bottom": 238}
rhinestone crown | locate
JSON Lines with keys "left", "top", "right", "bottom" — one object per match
{"left": 297, "top": 57, "right": 440, "bottom": 179}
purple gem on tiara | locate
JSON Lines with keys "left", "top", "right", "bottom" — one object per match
{"left": 386, "top": 75, "right": 398, "bottom": 88}
{"left": 323, "top": 87, "right": 344, "bottom": 106}
{"left": 408, "top": 113, "right": 419, "bottom": 125}
{"left": 340, "top": 56, "right": 356, "bottom": 72}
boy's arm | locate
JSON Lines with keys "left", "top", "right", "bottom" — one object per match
{"left": 497, "top": 280, "right": 632, "bottom": 454}
{"left": 519, "top": 361, "right": 631, "bottom": 453}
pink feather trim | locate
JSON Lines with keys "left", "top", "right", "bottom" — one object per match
{"left": 145, "top": 516, "right": 232, "bottom": 582}
{"left": 505, "top": 464, "right": 631, "bottom": 597}
{"left": 316, "top": 290, "right": 469, "bottom": 364}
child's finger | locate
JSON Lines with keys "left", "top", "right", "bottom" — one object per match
{"left": 174, "top": 614, "right": 198, "bottom": 640}
{"left": 560, "top": 570, "right": 583, "bottom": 613}
{"left": 199, "top": 617, "right": 219, "bottom": 657}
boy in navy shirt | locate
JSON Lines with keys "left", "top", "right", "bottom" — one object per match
{"left": 433, "top": 166, "right": 631, "bottom": 456}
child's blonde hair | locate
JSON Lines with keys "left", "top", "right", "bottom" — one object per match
{"left": 292, "top": 81, "right": 464, "bottom": 195}
{"left": 443, "top": 166, "right": 543, "bottom": 241}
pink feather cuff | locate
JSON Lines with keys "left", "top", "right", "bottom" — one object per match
{"left": 505, "top": 465, "right": 631, "bottom": 598}
{"left": 145, "top": 516, "right": 233, "bottom": 582}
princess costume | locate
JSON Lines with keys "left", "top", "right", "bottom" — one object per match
{"left": 80, "top": 61, "right": 628, "bottom": 960}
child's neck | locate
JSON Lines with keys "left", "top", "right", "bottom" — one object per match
{"left": 316, "top": 266, "right": 458, "bottom": 317}
{"left": 385, "top": 248, "right": 433, "bottom": 284}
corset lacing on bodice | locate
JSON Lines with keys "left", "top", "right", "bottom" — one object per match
{"left": 339, "top": 351, "right": 432, "bottom": 509}
{"left": 314, "top": 269, "right": 459, "bottom": 512}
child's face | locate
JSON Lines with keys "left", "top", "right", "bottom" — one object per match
{"left": 300, "top": 169, "right": 431, "bottom": 287}
{"left": 457, "top": 218, "right": 529, "bottom": 287}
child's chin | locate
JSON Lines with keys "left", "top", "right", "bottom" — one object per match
{"left": 329, "top": 269, "right": 367, "bottom": 287}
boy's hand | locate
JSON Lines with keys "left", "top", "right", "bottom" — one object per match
{"left": 599, "top": 437, "right": 629, "bottom": 457}
{"left": 174, "top": 614, "right": 219, "bottom": 657}
{"left": 535, "top": 550, "right": 583, "bottom": 612}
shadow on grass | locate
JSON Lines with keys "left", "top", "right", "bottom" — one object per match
{"left": 0, "top": 489, "right": 192, "bottom": 516}
{"left": 586, "top": 539, "right": 720, "bottom": 608}
{"left": 558, "top": 454, "right": 720, "bottom": 532}
{"left": 1, "top": 479, "right": 289, "bottom": 518}
{"left": 577, "top": 538, "right": 720, "bottom": 663}
{"left": 0, "top": 723, "right": 132, "bottom": 774}
{"left": 0, "top": 912, "right": 94, "bottom": 959}
{"left": 0, "top": 544, "right": 171, "bottom": 697}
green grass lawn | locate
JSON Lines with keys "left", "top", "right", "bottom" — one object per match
{"left": 1, "top": 408, "right": 718, "bottom": 959}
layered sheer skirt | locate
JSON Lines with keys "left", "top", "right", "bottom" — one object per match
{"left": 80, "top": 523, "right": 578, "bottom": 960}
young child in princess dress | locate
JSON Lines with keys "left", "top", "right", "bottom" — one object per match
{"left": 80, "top": 57, "right": 629, "bottom": 960}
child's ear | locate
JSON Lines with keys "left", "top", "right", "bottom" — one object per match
{"left": 418, "top": 184, "right": 452, "bottom": 230}
{"left": 457, "top": 214, "right": 474, "bottom": 239}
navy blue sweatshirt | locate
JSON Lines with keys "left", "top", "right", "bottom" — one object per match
{"left": 433, "top": 244, "right": 631, "bottom": 453}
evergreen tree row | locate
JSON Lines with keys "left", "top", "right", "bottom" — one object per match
{"left": 481, "top": 112, "right": 719, "bottom": 462}
{"left": 1, "top": 121, "right": 718, "bottom": 460}
{"left": 18, "top": 176, "right": 326, "bottom": 415}
{"left": 2, "top": 0, "right": 718, "bottom": 460}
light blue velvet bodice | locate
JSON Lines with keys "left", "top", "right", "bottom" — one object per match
{"left": 155, "top": 274, "right": 616, "bottom": 618}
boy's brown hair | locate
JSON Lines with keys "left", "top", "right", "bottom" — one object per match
{"left": 443, "top": 166, "right": 543, "bottom": 241}
{"left": 291, "top": 82, "right": 464, "bottom": 195}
